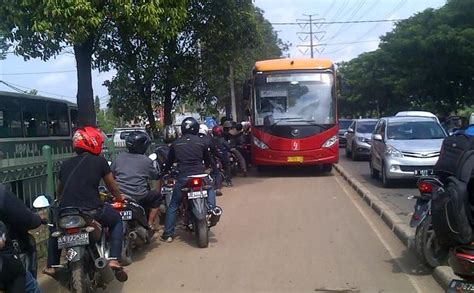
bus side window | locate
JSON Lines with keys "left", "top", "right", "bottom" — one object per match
{"left": 47, "top": 101, "right": 70, "bottom": 136}
{"left": 70, "top": 108, "right": 78, "bottom": 132}
{"left": 22, "top": 99, "right": 48, "bottom": 137}
{"left": 0, "top": 99, "right": 23, "bottom": 138}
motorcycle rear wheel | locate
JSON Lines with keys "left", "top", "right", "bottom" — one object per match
{"left": 195, "top": 219, "right": 209, "bottom": 248}
{"left": 70, "top": 260, "right": 93, "bottom": 293}
{"left": 120, "top": 235, "right": 133, "bottom": 266}
{"left": 414, "top": 215, "right": 448, "bottom": 268}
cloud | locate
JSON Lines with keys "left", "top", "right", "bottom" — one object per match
{"left": 36, "top": 73, "right": 68, "bottom": 87}
{"left": 51, "top": 54, "right": 76, "bottom": 69}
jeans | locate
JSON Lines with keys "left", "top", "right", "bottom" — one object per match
{"left": 25, "top": 271, "right": 41, "bottom": 293}
{"left": 163, "top": 176, "right": 216, "bottom": 237}
{"left": 47, "top": 204, "right": 123, "bottom": 265}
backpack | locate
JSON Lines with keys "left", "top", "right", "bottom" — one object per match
{"left": 434, "top": 134, "right": 474, "bottom": 179}
{"left": 431, "top": 151, "right": 474, "bottom": 248}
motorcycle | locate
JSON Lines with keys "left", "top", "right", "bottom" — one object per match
{"left": 228, "top": 148, "right": 247, "bottom": 177}
{"left": 446, "top": 245, "right": 474, "bottom": 292}
{"left": 100, "top": 187, "right": 152, "bottom": 266}
{"left": 34, "top": 195, "right": 126, "bottom": 292}
{"left": 409, "top": 176, "right": 448, "bottom": 268}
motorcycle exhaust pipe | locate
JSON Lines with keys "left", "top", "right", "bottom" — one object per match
{"left": 128, "top": 231, "right": 138, "bottom": 240}
{"left": 209, "top": 206, "right": 223, "bottom": 227}
{"left": 136, "top": 227, "right": 148, "bottom": 241}
{"left": 94, "top": 257, "right": 115, "bottom": 284}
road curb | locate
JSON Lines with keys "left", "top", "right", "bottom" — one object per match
{"left": 334, "top": 163, "right": 455, "bottom": 290}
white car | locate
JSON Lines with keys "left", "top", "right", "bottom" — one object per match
{"left": 112, "top": 127, "right": 147, "bottom": 148}
{"left": 395, "top": 111, "right": 439, "bottom": 123}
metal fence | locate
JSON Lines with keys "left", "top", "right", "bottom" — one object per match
{"left": 0, "top": 140, "right": 157, "bottom": 258}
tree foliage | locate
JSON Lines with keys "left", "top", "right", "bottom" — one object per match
{"left": 106, "top": 0, "right": 286, "bottom": 127}
{"left": 0, "top": 0, "right": 187, "bottom": 127}
{"left": 338, "top": 0, "right": 474, "bottom": 119}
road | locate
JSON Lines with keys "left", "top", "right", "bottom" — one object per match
{"left": 338, "top": 148, "right": 418, "bottom": 223}
{"left": 39, "top": 167, "right": 440, "bottom": 292}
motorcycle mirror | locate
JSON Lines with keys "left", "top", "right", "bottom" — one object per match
{"left": 149, "top": 153, "right": 157, "bottom": 161}
{"left": 33, "top": 195, "right": 50, "bottom": 209}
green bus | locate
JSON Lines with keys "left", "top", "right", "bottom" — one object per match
{"left": 0, "top": 91, "right": 78, "bottom": 162}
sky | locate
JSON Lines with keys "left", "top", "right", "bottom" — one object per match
{"left": 0, "top": 0, "right": 446, "bottom": 107}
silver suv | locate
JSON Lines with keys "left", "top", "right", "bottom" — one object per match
{"left": 345, "top": 119, "right": 378, "bottom": 160}
{"left": 369, "top": 116, "right": 447, "bottom": 187}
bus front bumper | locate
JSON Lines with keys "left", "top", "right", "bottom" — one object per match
{"left": 252, "top": 147, "right": 338, "bottom": 166}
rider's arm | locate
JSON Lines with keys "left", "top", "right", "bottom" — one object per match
{"left": 163, "top": 144, "right": 175, "bottom": 173}
{"left": 103, "top": 172, "right": 123, "bottom": 200}
{"left": 2, "top": 188, "right": 42, "bottom": 231}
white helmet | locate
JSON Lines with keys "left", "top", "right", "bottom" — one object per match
{"left": 199, "top": 124, "right": 209, "bottom": 135}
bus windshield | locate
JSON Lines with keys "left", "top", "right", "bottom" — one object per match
{"left": 254, "top": 72, "right": 335, "bottom": 126}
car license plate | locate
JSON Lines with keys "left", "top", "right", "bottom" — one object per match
{"left": 120, "top": 210, "right": 132, "bottom": 221}
{"left": 447, "top": 279, "right": 474, "bottom": 292}
{"left": 187, "top": 190, "right": 208, "bottom": 199}
{"left": 414, "top": 169, "right": 434, "bottom": 176}
{"left": 57, "top": 232, "right": 89, "bottom": 249}
{"left": 287, "top": 156, "right": 304, "bottom": 163}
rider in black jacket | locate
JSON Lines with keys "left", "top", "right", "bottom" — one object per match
{"left": 0, "top": 184, "right": 43, "bottom": 293}
{"left": 160, "top": 117, "right": 215, "bottom": 242}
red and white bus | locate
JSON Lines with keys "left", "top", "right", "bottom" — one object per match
{"left": 246, "top": 58, "right": 339, "bottom": 172}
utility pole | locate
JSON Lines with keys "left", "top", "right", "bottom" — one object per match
{"left": 296, "top": 14, "right": 326, "bottom": 57}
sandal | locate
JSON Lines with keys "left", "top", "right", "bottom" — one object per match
{"left": 42, "top": 267, "right": 56, "bottom": 277}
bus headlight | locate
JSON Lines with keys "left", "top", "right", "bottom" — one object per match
{"left": 322, "top": 135, "right": 338, "bottom": 148}
{"left": 253, "top": 137, "right": 269, "bottom": 149}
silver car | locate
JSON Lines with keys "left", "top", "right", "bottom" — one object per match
{"left": 369, "top": 116, "right": 447, "bottom": 187}
{"left": 345, "top": 119, "right": 378, "bottom": 160}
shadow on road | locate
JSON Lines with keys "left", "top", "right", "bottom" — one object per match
{"left": 386, "top": 247, "right": 434, "bottom": 277}
{"left": 253, "top": 165, "right": 335, "bottom": 178}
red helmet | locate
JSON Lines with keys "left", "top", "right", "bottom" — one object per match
{"left": 212, "top": 126, "right": 223, "bottom": 137}
{"left": 72, "top": 127, "right": 103, "bottom": 155}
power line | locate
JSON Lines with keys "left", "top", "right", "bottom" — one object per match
{"left": 296, "top": 14, "right": 326, "bottom": 57}
{"left": 291, "top": 39, "right": 379, "bottom": 47}
{"left": 272, "top": 19, "right": 406, "bottom": 25}
{"left": 0, "top": 79, "right": 74, "bottom": 99}
{"left": 0, "top": 69, "right": 76, "bottom": 76}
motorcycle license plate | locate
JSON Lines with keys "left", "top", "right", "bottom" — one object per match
{"left": 187, "top": 190, "right": 208, "bottom": 199}
{"left": 287, "top": 156, "right": 304, "bottom": 163}
{"left": 120, "top": 210, "right": 132, "bottom": 221}
{"left": 414, "top": 169, "right": 434, "bottom": 176}
{"left": 447, "top": 279, "right": 474, "bottom": 292}
{"left": 161, "top": 187, "right": 173, "bottom": 194}
{"left": 57, "top": 232, "right": 89, "bottom": 249}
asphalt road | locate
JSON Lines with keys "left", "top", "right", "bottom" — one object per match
{"left": 39, "top": 168, "right": 440, "bottom": 292}
{"left": 338, "top": 148, "right": 419, "bottom": 223}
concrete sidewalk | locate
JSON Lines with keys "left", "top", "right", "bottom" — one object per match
{"left": 334, "top": 163, "right": 456, "bottom": 290}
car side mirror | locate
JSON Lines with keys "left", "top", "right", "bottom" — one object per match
{"left": 372, "top": 134, "right": 383, "bottom": 142}
{"left": 347, "top": 128, "right": 354, "bottom": 133}
{"left": 33, "top": 195, "right": 50, "bottom": 209}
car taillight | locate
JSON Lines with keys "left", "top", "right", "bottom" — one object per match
{"left": 112, "top": 201, "right": 124, "bottom": 210}
{"left": 418, "top": 181, "right": 433, "bottom": 193}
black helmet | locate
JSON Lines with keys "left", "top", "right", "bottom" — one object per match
{"left": 163, "top": 125, "right": 177, "bottom": 144}
{"left": 125, "top": 131, "right": 151, "bottom": 154}
{"left": 181, "top": 117, "right": 199, "bottom": 135}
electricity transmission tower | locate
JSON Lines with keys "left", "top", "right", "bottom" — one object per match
{"left": 296, "top": 14, "right": 326, "bottom": 58}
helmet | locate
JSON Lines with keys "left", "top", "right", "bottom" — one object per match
{"left": 73, "top": 127, "right": 103, "bottom": 155}
{"left": 125, "top": 131, "right": 151, "bottom": 154}
{"left": 181, "top": 117, "right": 199, "bottom": 135}
{"left": 163, "top": 125, "right": 178, "bottom": 144}
{"left": 222, "top": 120, "right": 233, "bottom": 128}
{"left": 199, "top": 124, "right": 209, "bottom": 135}
{"left": 212, "top": 126, "right": 223, "bottom": 137}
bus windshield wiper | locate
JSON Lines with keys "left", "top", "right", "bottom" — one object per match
{"left": 270, "top": 117, "right": 304, "bottom": 126}
{"left": 288, "top": 119, "right": 329, "bottom": 129}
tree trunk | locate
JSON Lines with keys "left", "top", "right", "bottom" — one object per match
{"left": 229, "top": 64, "right": 237, "bottom": 121}
{"left": 141, "top": 85, "right": 157, "bottom": 135}
{"left": 74, "top": 37, "right": 96, "bottom": 127}
{"left": 163, "top": 85, "right": 173, "bottom": 126}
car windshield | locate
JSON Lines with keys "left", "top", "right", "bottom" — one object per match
{"left": 338, "top": 120, "right": 352, "bottom": 129}
{"left": 387, "top": 121, "right": 446, "bottom": 140}
{"left": 254, "top": 73, "right": 335, "bottom": 126}
{"left": 356, "top": 121, "right": 377, "bottom": 133}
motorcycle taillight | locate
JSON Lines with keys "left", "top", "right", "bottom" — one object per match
{"left": 112, "top": 201, "right": 125, "bottom": 210}
{"left": 65, "top": 227, "right": 80, "bottom": 234}
{"left": 418, "top": 181, "right": 433, "bottom": 194}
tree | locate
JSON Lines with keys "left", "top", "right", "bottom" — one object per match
{"left": 0, "top": 32, "right": 9, "bottom": 60}
{"left": 0, "top": 1, "right": 187, "bottom": 127}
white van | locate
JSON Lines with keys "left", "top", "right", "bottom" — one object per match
{"left": 112, "top": 127, "right": 147, "bottom": 148}
{"left": 395, "top": 111, "right": 439, "bottom": 123}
